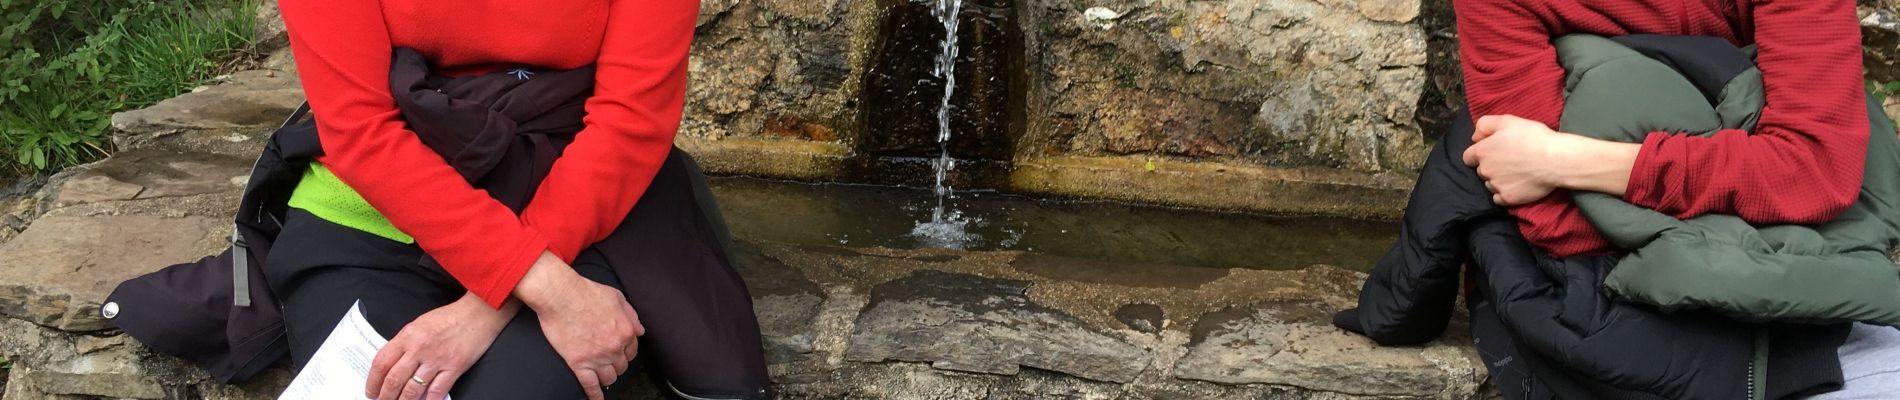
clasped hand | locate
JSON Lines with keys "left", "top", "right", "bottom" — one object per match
{"left": 366, "top": 251, "right": 644, "bottom": 400}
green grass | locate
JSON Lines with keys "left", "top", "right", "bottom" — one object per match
{"left": 0, "top": 0, "right": 257, "bottom": 175}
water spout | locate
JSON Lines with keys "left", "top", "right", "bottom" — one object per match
{"left": 911, "top": 0, "right": 979, "bottom": 249}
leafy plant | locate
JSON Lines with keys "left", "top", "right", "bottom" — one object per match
{"left": 0, "top": 0, "right": 256, "bottom": 175}
{"left": 1871, "top": 79, "right": 1900, "bottom": 105}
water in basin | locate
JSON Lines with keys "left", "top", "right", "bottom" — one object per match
{"left": 709, "top": 176, "right": 1398, "bottom": 271}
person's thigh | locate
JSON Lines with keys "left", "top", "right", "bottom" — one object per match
{"left": 1468, "top": 292, "right": 1559, "bottom": 400}
{"left": 451, "top": 260, "right": 639, "bottom": 399}
{"left": 585, "top": 151, "right": 772, "bottom": 398}
{"left": 266, "top": 209, "right": 461, "bottom": 367}
{"left": 269, "top": 209, "right": 637, "bottom": 398}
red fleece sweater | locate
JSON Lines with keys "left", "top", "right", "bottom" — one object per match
{"left": 279, "top": 0, "right": 698, "bottom": 306}
{"left": 1454, "top": 0, "right": 1869, "bottom": 257}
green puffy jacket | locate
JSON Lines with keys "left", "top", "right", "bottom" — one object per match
{"left": 1554, "top": 34, "right": 1900, "bottom": 326}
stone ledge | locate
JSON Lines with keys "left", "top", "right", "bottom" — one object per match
{"left": 1009, "top": 156, "right": 1414, "bottom": 220}
{"left": 675, "top": 137, "right": 852, "bottom": 181}
{"left": 0, "top": 168, "right": 1483, "bottom": 397}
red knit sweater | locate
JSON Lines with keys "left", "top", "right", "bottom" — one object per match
{"left": 279, "top": 0, "right": 698, "bottom": 307}
{"left": 1455, "top": 0, "right": 1869, "bottom": 257}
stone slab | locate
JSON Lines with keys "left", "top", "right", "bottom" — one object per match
{"left": 110, "top": 69, "right": 303, "bottom": 148}
{"left": 733, "top": 242, "right": 827, "bottom": 364}
{"left": 0, "top": 317, "right": 282, "bottom": 400}
{"left": 53, "top": 149, "right": 251, "bottom": 207}
{"left": 1174, "top": 302, "right": 1483, "bottom": 398}
{"left": 0, "top": 214, "right": 228, "bottom": 332}
{"left": 844, "top": 270, "right": 1148, "bottom": 383}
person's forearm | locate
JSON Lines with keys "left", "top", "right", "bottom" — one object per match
{"left": 450, "top": 291, "right": 520, "bottom": 328}
{"left": 1553, "top": 134, "right": 1641, "bottom": 197}
{"left": 511, "top": 250, "right": 583, "bottom": 312}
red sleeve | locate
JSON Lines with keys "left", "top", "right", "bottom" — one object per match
{"left": 1454, "top": 0, "right": 1567, "bottom": 128}
{"left": 1623, "top": 0, "right": 1868, "bottom": 224}
{"left": 280, "top": 0, "right": 549, "bottom": 308}
{"left": 517, "top": 0, "right": 699, "bottom": 261}
{"left": 1455, "top": 0, "right": 1609, "bottom": 256}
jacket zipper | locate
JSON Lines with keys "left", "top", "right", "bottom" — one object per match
{"left": 1745, "top": 359, "right": 1756, "bottom": 400}
{"left": 1747, "top": 329, "right": 1768, "bottom": 400}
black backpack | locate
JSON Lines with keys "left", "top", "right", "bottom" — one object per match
{"left": 104, "top": 102, "right": 319, "bottom": 383}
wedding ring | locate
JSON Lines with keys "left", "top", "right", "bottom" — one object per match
{"left": 412, "top": 375, "right": 429, "bottom": 385}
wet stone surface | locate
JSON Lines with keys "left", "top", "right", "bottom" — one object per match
{"left": 1012, "top": 253, "right": 1229, "bottom": 288}
{"left": 1114, "top": 303, "right": 1166, "bottom": 333}
{"left": 844, "top": 270, "right": 1148, "bottom": 383}
{"left": 745, "top": 241, "right": 1485, "bottom": 399}
{"left": 733, "top": 242, "right": 827, "bottom": 364}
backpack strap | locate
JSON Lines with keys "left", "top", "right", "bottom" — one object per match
{"left": 231, "top": 101, "right": 312, "bottom": 307}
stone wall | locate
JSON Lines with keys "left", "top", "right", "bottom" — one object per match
{"left": 677, "top": 0, "right": 870, "bottom": 179}
{"left": 677, "top": 0, "right": 1430, "bottom": 218}
{"left": 680, "top": 0, "right": 1900, "bottom": 218}
{"left": 1019, "top": 0, "right": 1427, "bottom": 172}
{"left": 1007, "top": 0, "right": 1426, "bottom": 218}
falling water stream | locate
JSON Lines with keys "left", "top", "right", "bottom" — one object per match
{"left": 909, "top": 0, "right": 978, "bottom": 248}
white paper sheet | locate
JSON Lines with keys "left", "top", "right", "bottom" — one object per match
{"left": 280, "top": 301, "right": 448, "bottom": 400}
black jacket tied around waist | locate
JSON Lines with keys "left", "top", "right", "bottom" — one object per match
{"left": 103, "top": 48, "right": 675, "bottom": 383}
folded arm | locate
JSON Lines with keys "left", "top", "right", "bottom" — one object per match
{"left": 281, "top": 0, "right": 550, "bottom": 307}
{"left": 517, "top": 0, "right": 699, "bottom": 261}
{"left": 1622, "top": 0, "right": 1868, "bottom": 224}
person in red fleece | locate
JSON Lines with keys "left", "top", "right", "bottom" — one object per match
{"left": 270, "top": 1, "right": 768, "bottom": 400}
{"left": 1453, "top": 0, "right": 1900, "bottom": 398}
{"left": 1457, "top": 0, "right": 1869, "bottom": 257}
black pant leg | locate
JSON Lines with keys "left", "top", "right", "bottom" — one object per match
{"left": 266, "top": 209, "right": 460, "bottom": 367}
{"left": 270, "top": 149, "right": 771, "bottom": 399}
{"left": 450, "top": 262, "right": 638, "bottom": 400}
{"left": 589, "top": 150, "right": 772, "bottom": 399}
{"left": 1468, "top": 280, "right": 1557, "bottom": 400}
{"left": 267, "top": 209, "right": 636, "bottom": 399}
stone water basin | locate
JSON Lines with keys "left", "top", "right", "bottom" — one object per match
{"left": 710, "top": 176, "right": 1399, "bottom": 272}
{"left": 703, "top": 178, "right": 1484, "bottom": 398}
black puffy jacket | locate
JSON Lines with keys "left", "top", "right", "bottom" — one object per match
{"left": 1333, "top": 35, "right": 1857, "bottom": 400}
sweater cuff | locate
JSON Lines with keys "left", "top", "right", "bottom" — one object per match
{"left": 470, "top": 231, "right": 551, "bottom": 309}
{"left": 520, "top": 210, "right": 586, "bottom": 263}
{"left": 1624, "top": 132, "right": 1675, "bottom": 211}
